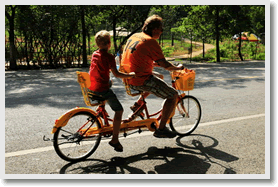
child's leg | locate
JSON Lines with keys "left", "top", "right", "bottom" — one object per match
{"left": 90, "top": 89, "right": 124, "bottom": 151}
{"left": 110, "top": 110, "right": 123, "bottom": 144}
{"left": 104, "top": 89, "right": 124, "bottom": 151}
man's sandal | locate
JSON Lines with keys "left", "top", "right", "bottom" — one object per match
{"left": 109, "top": 141, "right": 123, "bottom": 152}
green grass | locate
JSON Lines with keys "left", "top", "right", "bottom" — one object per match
{"left": 161, "top": 39, "right": 202, "bottom": 57}
{"left": 167, "top": 38, "right": 265, "bottom": 62}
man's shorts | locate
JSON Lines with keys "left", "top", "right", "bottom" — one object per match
{"left": 89, "top": 89, "right": 123, "bottom": 112}
{"left": 130, "top": 75, "right": 178, "bottom": 99}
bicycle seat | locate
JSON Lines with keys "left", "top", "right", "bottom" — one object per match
{"left": 76, "top": 71, "right": 105, "bottom": 106}
{"left": 122, "top": 78, "right": 142, "bottom": 97}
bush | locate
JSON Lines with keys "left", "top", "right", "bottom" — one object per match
{"left": 162, "top": 46, "right": 175, "bottom": 57}
{"left": 256, "top": 53, "right": 265, "bottom": 60}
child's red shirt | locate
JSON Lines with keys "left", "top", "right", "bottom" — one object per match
{"left": 89, "top": 49, "right": 116, "bottom": 92}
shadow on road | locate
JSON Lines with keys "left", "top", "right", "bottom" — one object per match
{"left": 176, "top": 134, "right": 239, "bottom": 174}
{"left": 58, "top": 134, "right": 238, "bottom": 174}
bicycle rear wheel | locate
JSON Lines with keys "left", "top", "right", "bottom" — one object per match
{"left": 53, "top": 111, "right": 102, "bottom": 162}
{"left": 169, "top": 95, "right": 201, "bottom": 136}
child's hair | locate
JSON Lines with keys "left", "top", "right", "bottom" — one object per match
{"left": 142, "top": 15, "right": 163, "bottom": 37}
{"left": 95, "top": 30, "right": 111, "bottom": 49}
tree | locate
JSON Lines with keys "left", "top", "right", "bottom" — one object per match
{"left": 171, "top": 5, "right": 226, "bottom": 62}
{"left": 149, "top": 5, "right": 187, "bottom": 46}
{"left": 101, "top": 5, "right": 151, "bottom": 54}
{"left": 117, "top": 5, "right": 151, "bottom": 52}
{"left": 184, "top": 5, "right": 214, "bottom": 58}
{"left": 227, "top": 5, "right": 259, "bottom": 61}
{"left": 214, "top": 6, "right": 221, "bottom": 62}
{"left": 5, "top": 5, "right": 17, "bottom": 70}
{"left": 80, "top": 6, "right": 87, "bottom": 67}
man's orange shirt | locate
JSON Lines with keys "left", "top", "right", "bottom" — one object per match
{"left": 121, "top": 32, "right": 165, "bottom": 86}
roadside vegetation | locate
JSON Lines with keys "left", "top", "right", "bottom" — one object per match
{"left": 5, "top": 5, "right": 265, "bottom": 70}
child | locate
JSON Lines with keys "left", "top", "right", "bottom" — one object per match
{"left": 89, "top": 30, "right": 135, "bottom": 152}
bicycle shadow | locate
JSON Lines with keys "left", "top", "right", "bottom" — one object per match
{"left": 176, "top": 134, "right": 239, "bottom": 174}
{"left": 59, "top": 146, "right": 210, "bottom": 174}
{"left": 59, "top": 134, "right": 238, "bottom": 174}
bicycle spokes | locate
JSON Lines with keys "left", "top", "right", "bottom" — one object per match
{"left": 170, "top": 96, "right": 201, "bottom": 136}
{"left": 53, "top": 112, "right": 102, "bottom": 162}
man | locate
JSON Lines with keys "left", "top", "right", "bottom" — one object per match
{"left": 121, "top": 15, "right": 184, "bottom": 138}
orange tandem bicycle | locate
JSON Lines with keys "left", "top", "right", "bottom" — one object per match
{"left": 47, "top": 68, "right": 201, "bottom": 162}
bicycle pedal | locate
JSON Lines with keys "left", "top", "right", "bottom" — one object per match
{"left": 103, "top": 133, "right": 112, "bottom": 137}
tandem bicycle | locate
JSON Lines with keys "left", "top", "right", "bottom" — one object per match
{"left": 44, "top": 68, "right": 201, "bottom": 162}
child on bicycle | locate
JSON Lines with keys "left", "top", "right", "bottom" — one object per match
{"left": 89, "top": 30, "right": 135, "bottom": 152}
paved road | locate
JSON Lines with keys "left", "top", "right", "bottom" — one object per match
{"left": 4, "top": 60, "right": 268, "bottom": 178}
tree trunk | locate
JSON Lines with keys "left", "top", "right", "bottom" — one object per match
{"left": 190, "top": 32, "right": 193, "bottom": 63}
{"left": 238, "top": 32, "right": 244, "bottom": 61}
{"left": 23, "top": 31, "right": 30, "bottom": 69}
{"left": 6, "top": 6, "right": 17, "bottom": 70}
{"left": 215, "top": 6, "right": 220, "bottom": 62}
{"left": 112, "top": 18, "right": 118, "bottom": 55}
{"left": 202, "top": 39, "right": 205, "bottom": 58}
{"left": 171, "top": 32, "right": 174, "bottom": 46}
{"left": 81, "top": 6, "right": 88, "bottom": 67}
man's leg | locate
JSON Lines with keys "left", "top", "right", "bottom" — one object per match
{"left": 131, "top": 75, "right": 178, "bottom": 138}
{"left": 135, "top": 71, "right": 164, "bottom": 104}
{"left": 159, "top": 93, "right": 178, "bottom": 130}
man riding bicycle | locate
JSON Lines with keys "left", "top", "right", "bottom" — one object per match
{"left": 121, "top": 15, "right": 184, "bottom": 138}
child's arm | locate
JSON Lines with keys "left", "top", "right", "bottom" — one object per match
{"left": 110, "top": 67, "right": 135, "bottom": 79}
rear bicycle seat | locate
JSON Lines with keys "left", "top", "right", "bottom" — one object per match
{"left": 76, "top": 71, "right": 105, "bottom": 106}
{"left": 122, "top": 78, "right": 142, "bottom": 97}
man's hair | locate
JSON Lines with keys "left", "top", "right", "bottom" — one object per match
{"left": 142, "top": 15, "right": 163, "bottom": 37}
{"left": 95, "top": 30, "right": 111, "bottom": 49}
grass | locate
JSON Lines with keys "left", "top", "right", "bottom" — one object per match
{"left": 164, "top": 38, "right": 265, "bottom": 63}
{"left": 160, "top": 39, "right": 203, "bottom": 57}
{"left": 201, "top": 39, "right": 265, "bottom": 62}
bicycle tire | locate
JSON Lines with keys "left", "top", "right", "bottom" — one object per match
{"left": 169, "top": 95, "right": 201, "bottom": 136}
{"left": 53, "top": 111, "right": 102, "bottom": 162}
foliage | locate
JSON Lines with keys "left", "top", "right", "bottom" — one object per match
{"left": 192, "top": 39, "right": 265, "bottom": 62}
{"left": 5, "top": 5, "right": 265, "bottom": 70}
{"left": 161, "top": 39, "right": 201, "bottom": 57}
{"left": 161, "top": 46, "right": 175, "bottom": 57}
{"left": 171, "top": 5, "right": 265, "bottom": 63}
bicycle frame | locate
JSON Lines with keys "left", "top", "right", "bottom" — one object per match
{"left": 52, "top": 92, "right": 186, "bottom": 137}
{"left": 81, "top": 96, "right": 162, "bottom": 137}
{"left": 51, "top": 107, "right": 103, "bottom": 134}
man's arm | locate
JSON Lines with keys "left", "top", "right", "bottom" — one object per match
{"left": 155, "top": 58, "right": 184, "bottom": 71}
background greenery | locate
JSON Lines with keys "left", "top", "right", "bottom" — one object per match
{"left": 5, "top": 5, "right": 265, "bottom": 70}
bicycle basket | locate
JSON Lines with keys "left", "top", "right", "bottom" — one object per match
{"left": 171, "top": 69, "right": 195, "bottom": 91}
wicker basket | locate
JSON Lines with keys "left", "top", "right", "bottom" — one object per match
{"left": 171, "top": 69, "right": 195, "bottom": 91}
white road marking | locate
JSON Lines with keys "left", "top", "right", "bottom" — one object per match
{"left": 5, "top": 113, "right": 265, "bottom": 158}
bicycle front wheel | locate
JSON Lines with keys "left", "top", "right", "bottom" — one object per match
{"left": 169, "top": 95, "right": 201, "bottom": 136}
{"left": 53, "top": 111, "right": 102, "bottom": 162}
